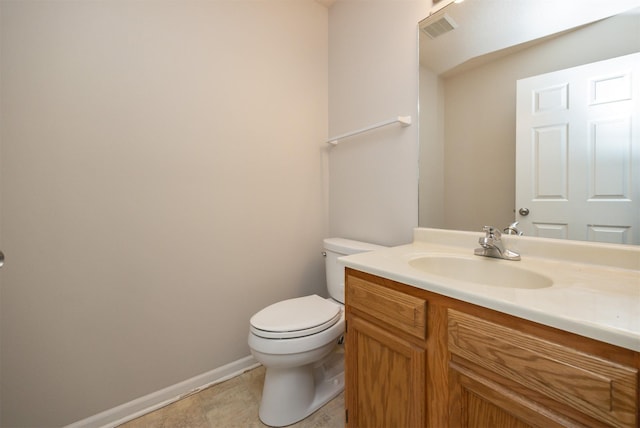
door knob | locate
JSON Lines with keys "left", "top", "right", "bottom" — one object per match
{"left": 0, "top": 250, "right": 4, "bottom": 268}
{"left": 519, "top": 208, "right": 530, "bottom": 216}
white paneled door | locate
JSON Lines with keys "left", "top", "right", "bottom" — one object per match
{"left": 516, "top": 52, "right": 640, "bottom": 244}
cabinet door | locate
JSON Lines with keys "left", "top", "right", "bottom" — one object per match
{"left": 448, "top": 361, "right": 583, "bottom": 428}
{"left": 346, "top": 315, "right": 426, "bottom": 428}
{"left": 448, "top": 309, "right": 638, "bottom": 427}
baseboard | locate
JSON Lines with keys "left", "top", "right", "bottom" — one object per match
{"left": 65, "top": 355, "right": 260, "bottom": 428}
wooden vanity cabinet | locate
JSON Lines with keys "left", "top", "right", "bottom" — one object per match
{"left": 344, "top": 268, "right": 640, "bottom": 428}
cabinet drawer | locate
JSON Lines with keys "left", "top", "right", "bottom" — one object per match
{"left": 347, "top": 275, "right": 426, "bottom": 340}
{"left": 448, "top": 309, "right": 638, "bottom": 427}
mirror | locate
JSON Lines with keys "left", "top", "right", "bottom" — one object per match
{"left": 418, "top": 0, "right": 640, "bottom": 244}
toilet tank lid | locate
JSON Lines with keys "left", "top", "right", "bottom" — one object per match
{"left": 323, "top": 238, "right": 386, "bottom": 255}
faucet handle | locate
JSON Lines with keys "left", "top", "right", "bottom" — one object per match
{"left": 503, "top": 221, "right": 523, "bottom": 236}
{"left": 482, "top": 226, "right": 501, "bottom": 239}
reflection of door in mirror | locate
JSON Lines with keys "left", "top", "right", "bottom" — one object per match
{"left": 418, "top": 1, "right": 640, "bottom": 246}
{"left": 516, "top": 52, "right": 640, "bottom": 245}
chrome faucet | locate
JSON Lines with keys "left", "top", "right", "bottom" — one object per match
{"left": 474, "top": 226, "right": 521, "bottom": 261}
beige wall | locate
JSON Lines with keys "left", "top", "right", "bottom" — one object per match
{"left": 0, "top": 1, "right": 328, "bottom": 426}
{"left": 327, "top": 0, "right": 429, "bottom": 246}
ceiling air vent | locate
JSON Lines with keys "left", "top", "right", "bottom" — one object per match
{"left": 421, "top": 14, "right": 458, "bottom": 39}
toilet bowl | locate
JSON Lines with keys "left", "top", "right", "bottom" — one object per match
{"left": 248, "top": 238, "right": 385, "bottom": 427}
{"left": 249, "top": 296, "right": 345, "bottom": 427}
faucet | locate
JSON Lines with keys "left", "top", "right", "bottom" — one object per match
{"left": 474, "top": 226, "right": 521, "bottom": 261}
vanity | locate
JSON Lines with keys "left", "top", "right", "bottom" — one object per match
{"left": 371, "top": 1, "right": 640, "bottom": 425}
{"left": 341, "top": 228, "right": 640, "bottom": 427}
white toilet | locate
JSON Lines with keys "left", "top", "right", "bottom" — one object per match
{"left": 248, "top": 238, "right": 385, "bottom": 427}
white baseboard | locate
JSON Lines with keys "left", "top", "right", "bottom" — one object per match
{"left": 65, "top": 355, "right": 260, "bottom": 428}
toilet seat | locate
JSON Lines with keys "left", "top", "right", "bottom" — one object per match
{"left": 250, "top": 295, "right": 342, "bottom": 339}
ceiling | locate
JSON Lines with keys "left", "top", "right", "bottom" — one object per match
{"left": 419, "top": 0, "right": 640, "bottom": 74}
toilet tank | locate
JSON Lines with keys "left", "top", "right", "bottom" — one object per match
{"left": 323, "top": 238, "right": 386, "bottom": 304}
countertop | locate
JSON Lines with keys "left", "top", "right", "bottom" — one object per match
{"left": 339, "top": 228, "right": 640, "bottom": 351}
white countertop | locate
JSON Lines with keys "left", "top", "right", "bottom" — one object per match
{"left": 339, "top": 228, "right": 640, "bottom": 351}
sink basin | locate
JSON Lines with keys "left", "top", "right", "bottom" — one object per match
{"left": 408, "top": 256, "right": 553, "bottom": 289}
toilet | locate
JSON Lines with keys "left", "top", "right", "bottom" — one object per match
{"left": 248, "top": 238, "right": 385, "bottom": 427}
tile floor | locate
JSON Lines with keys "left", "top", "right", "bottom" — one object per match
{"left": 119, "top": 366, "right": 345, "bottom": 428}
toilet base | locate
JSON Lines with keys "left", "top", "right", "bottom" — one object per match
{"left": 258, "top": 345, "right": 344, "bottom": 427}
